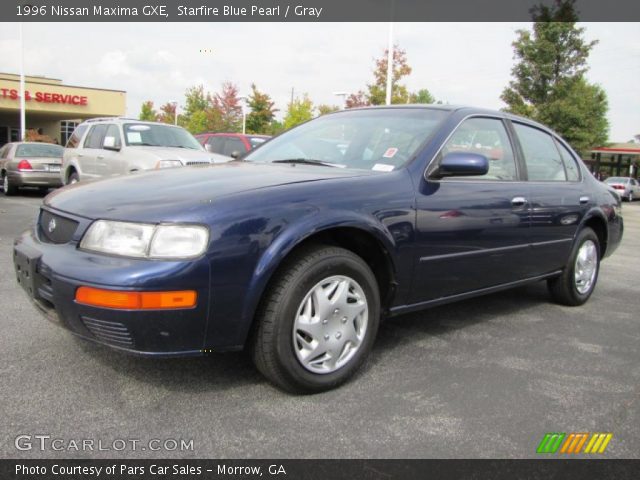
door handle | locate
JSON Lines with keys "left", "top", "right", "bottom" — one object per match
{"left": 579, "top": 196, "right": 590, "bottom": 204}
{"left": 511, "top": 196, "right": 527, "bottom": 208}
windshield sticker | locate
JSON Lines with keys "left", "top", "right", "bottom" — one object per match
{"left": 372, "top": 163, "right": 395, "bottom": 172}
{"left": 383, "top": 147, "right": 398, "bottom": 158}
{"left": 127, "top": 132, "right": 142, "bottom": 143}
{"left": 128, "top": 125, "right": 151, "bottom": 131}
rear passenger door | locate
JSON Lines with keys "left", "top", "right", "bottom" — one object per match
{"left": 511, "top": 122, "right": 589, "bottom": 276}
{"left": 80, "top": 124, "right": 108, "bottom": 179}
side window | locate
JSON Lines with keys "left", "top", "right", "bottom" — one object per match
{"left": 103, "top": 124, "right": 122, "bottom": 149}
{"left": 66, "top": 124, "right": 88, "bottom": 149}
{"left": 0, "top": 145, "right": 8, "bottom": 158}
{"left": 555, "top": 139, "right": 581, "bottom": 181}
{"left": 440, "top": 117, "right": 517, "bottom": 181}
{"left": 514, "top": 123, "right": 566, "bottom": 181}
{"left": 206, "top": 137, "right": 226, "bottom": 154}
{"left": 83, "top": 125, "right": 108, "bottom": 149}
{"left": 223, "top": 137, "right": 246, "bottom": 156}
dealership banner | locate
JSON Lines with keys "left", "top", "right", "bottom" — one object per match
{"left": 2, "top": 459, "right": 640, "bottom": 480}
{"left": 2, "top": 0, "right": 640, "bottom": 22}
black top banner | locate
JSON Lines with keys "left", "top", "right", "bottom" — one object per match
{"left": 3, "top": 0, "right": 640, "bottom": 22}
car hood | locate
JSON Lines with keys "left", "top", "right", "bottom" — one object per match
{"left": 134, "top": 146, "right": 229, "bottom": 163}
{"left": 45, "top": 161, "right": 377, "bottom": 220}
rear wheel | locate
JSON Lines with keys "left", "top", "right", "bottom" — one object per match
{"left": 3, "top": 173, "right": 17, "bottom": 196}
{"left": 547, "top": 227, "right": 600, "bottom": 306}
{"left": 252, "top": 245, "right": 380, "bottom": 393}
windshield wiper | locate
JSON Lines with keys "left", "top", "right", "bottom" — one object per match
{"left": 272, "top": 158, "right": 342, "bottom": 168}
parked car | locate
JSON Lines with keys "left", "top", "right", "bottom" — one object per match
{"left": 604, "top": 176, "right": 640, "bottom": 201}
{"left": 14, "top": 106, "right": 623, "bottom": 393}
{"left": 61, "top": 118, "right": 231, "bottom": 185}
{"left": 0, "top": 142, "right": 64, "bottom": 195}
{"left": 195, "top": 132, "right": 270, "bottom": 158}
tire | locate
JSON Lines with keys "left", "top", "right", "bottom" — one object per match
{"left": 252, "top": 244, "right": 380, "bottom": 393}
{"left": 68, "top": 171, "right": 79, "bottom": 184}
{"left": 629, "top": 192, "right": 634, "bottom": 202}
{"left": 3, "top": 173, "right": 17, "bottom": 196}
{"left": 547, "top": 227, "right": 600, "bottom": 306}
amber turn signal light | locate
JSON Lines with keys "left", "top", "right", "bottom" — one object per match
{"left": 75, "top": 287, "right": 197, "bottom": 310}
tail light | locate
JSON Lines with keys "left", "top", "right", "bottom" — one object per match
{"left": 17, "top": 159, "right": 32, "bottom": 171}
{"left": 612, "top": 185, "right": 625, "bottom": 190}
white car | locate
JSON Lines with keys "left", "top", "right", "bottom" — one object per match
{"left": 61, "top": 118, "right": 230, "bottom": 184}
{"left": 604, "top": 176, "right": 640, "bottom": 202}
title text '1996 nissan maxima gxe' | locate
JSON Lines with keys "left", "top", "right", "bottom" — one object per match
{"left": 13, "top": 106, "right": 623, "bottom": 393}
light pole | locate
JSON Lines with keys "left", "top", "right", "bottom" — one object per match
{"left": 238, "top": 96, "right": 247, "bottom": 135}
{"left": 333, "top": 91, "right": 349, "bottom": 110}
{"left": 169, "top": 100, "right": 178, "bottom": 125}
{"left": 19, "top": 22, "right": 26, "bottom": 140}
{"left": 385, "top": 21, "right": 394, "bottom": 106}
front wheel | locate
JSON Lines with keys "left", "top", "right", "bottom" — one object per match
{"left": 68, "top": 172, "right": 79, "bottom": 184}
{"left": 252, "top": 245, "right": 380, "bottom": 393}
{"left": 629, "top": 191, "right": 634, "bottom": 202}
{"left": 547, "top": 227, "right": 600, "bottom": 306}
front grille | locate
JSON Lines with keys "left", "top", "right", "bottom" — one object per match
{"left": 39, "top": 210, "right": 78, "bottom": 244}
{"left": 185, "top": 161, "right": 211, "bottom": 166}
{"left": 81, "top": 317, "right": 134, "bottom": 348}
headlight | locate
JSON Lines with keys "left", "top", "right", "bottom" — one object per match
{"left": 80, "top": 220, "right": 209, "bottom": 259}
{"left": 156, "top": 160, "right": 182, "bottom": 169}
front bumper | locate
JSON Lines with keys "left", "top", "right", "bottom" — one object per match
{"left": 8, "top": 170, "right": 63, "bottom": 188}
{"left": 13, "top": 227, "right": 211, "bottom": 356}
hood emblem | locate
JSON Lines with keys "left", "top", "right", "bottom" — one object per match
{"left": 48, "top": 218, "right": 57, "bottom": 233}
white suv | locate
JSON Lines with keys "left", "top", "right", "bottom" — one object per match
{"left": 61, "top": 118, "right": 230, "bottom": 184}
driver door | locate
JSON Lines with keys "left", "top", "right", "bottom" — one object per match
{"left": 410, "top": 116, "right": 531, "bottom": 304}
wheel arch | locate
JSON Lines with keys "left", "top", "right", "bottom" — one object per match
{"left": 579, "top": 209, "right": 609, "bottom": 258}
{"left": 239, "top": 216, "right": 399, "bottom": 347}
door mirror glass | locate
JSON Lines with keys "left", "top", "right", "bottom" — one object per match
{"left": 436, "top": 152, "right": 489, "bottom": 178}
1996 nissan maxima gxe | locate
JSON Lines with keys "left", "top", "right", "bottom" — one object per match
{"left": 14, "top": 106, "right": 623, "bottom": 392}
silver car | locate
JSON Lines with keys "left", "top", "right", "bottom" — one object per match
{"left": 0, "top": 142, "right": 64, "bottom": 196}
{"left": 604, "top": 176, "right": 640, "bottom": 201}
{"left": 61, "top": 118, "right": 230, "bottom": 185}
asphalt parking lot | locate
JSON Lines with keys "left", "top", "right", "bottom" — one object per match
{"left": 0, "top": 189, "right": 638, "bottom": 459}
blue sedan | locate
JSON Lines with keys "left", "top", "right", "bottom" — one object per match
{"left": 13, "top": 106, "right": 623, "bottom": 392}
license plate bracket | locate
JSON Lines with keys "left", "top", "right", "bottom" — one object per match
{"left": 13, "top": 243, "right": 42, "bottom": 300}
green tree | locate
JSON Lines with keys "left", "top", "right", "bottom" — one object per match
{"left": 410, "top": 88, "right": 436, "bottom": 104}
{"left": 139, "top": 101, "right": 158, "bottom": 121}
{"left": 181, "top": 85, "right": 209, "bottom": 133}
{"left": 246, "top": 83, "right": 277, "bottom": 134}
{"left": 367, "top": 45, "right": 412, "bottom": 105}
{"left": 501, "top": 0, "right": 608, "bottom": 152}
{"left": 317, "top": 104, "right": 340, "bottom": 116}
{"left": 283, "top": 94, "right": 314, "bottom": 130}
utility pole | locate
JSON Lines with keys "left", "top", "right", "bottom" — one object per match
{"left": 385, "top": 21, "right": 393, "bottom": 106}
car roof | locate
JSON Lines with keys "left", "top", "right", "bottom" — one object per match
{"left": 340, "top": 104, "right": 560, "bottom": 139}
{"left": 80, "top": 117, "right": 183, "bottom": 128}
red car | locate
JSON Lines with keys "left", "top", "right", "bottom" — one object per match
{"left": 195, "top": 133, "right": 270, "bottom": 157}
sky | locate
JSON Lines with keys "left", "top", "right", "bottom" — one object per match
{"left": 0, "top": 22, "right": 638, "bottom": 141}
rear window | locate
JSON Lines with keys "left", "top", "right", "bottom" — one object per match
{"left": 66, "top": 124, "right": 88, "bottom": 149}
{"left": 15, "top": 144, "right": 64, "bottom": 158}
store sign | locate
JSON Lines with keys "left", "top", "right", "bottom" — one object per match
{"left": 0, "top": 88, "right": 88, "bottom": 106}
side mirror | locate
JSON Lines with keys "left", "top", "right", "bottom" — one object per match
{"left": 204, "top": 143, "right": 214, "bottom": 153}
{"left": 103, "top": 136, "right": 120, "bottom": 151}
{"left": 230, "top": 150, "right": 243, "bottom": 159}
{"left": 433, "top": 152, "right": 489, "bottom": 178}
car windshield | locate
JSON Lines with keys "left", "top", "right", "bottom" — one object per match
{"left": 605, "top": 177, "right": 628, "bottom": 183}
{"left": 15, "top": 144, "right": 63, "bottom": 158}
{"left": 123, "top": 123, "right": 203, "bottom": 150}
{"left": 244, "top": 108, "right": 449, "bottom": 171}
